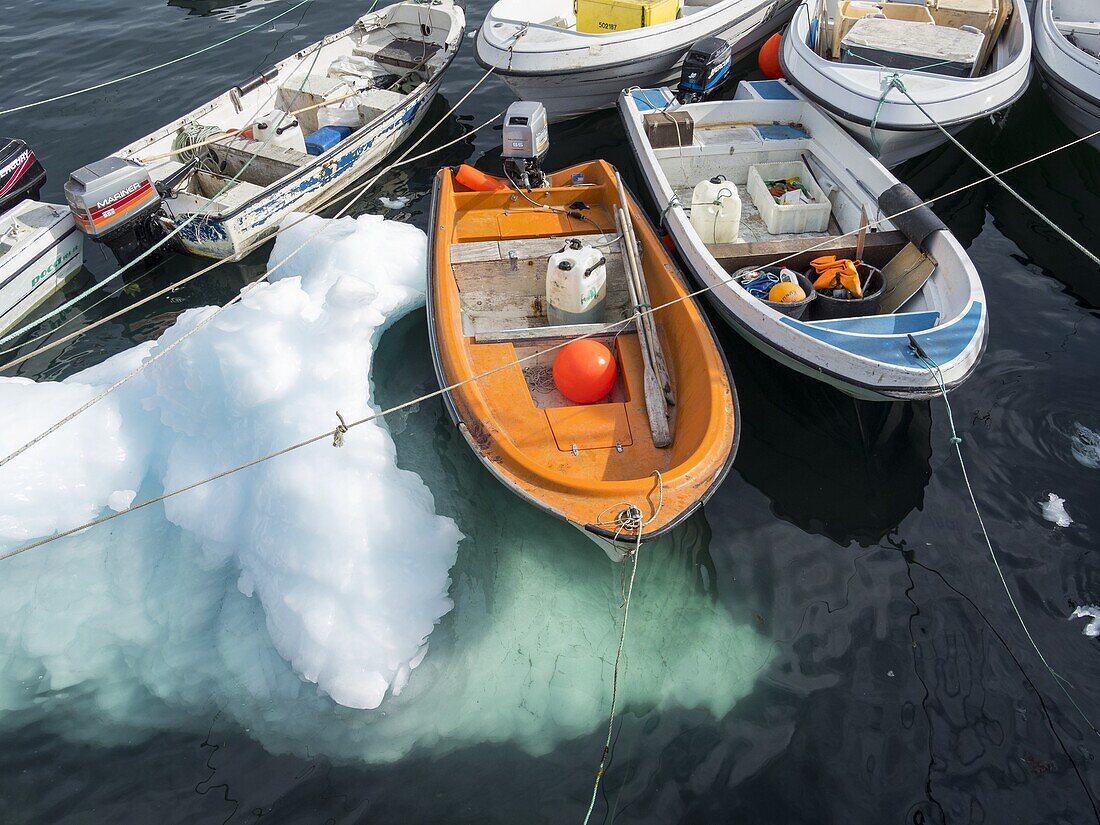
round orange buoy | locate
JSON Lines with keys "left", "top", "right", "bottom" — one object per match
{"left": 553, "top": 340, "right": 618, "bottom": 405}
{"left": 455, "top": 164, "right": 506, "bottom": 192}
{"left": 759, "top": 33, "right": 784, "bottom": 80}
{"left": 769, "top": 282, "right": 806, "bottom": 303}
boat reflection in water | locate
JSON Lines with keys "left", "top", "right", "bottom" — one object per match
{"left": 725, "top": 326, "right": 932, "bottom": 546}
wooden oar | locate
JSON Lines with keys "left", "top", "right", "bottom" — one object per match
{"left": 615, "top": 171, "right": 674, "bottom": 405}
{"left": 615, "top": 208, "right": 671, "bottom": 448}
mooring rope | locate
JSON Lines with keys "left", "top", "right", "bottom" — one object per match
{"left": 880, "top": 73, "right": 1100, "bottom": 270}
{"left": 907, "top": 337, "right": 1100, "bottom": 738}
{"left": 582, "top": 471, "right": 664, "bottom": 825}
{"left": 0, "top": 0, "right": 316, "bottom": 118}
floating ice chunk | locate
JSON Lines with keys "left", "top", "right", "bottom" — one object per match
{"left": 379, "top": 195, "right": 411, "bottom": 209}
{"left": 0, "top": 213, "right": 462, "bottom": 712}
{"left": 1070, "top": 606, "right": 1100, "bottom": 638}
{"left": 1071, "top": 424, "right": 1100, "bottom": 469}
{"left": 1041, "top": 493, "right": 1073, "bottom": 527}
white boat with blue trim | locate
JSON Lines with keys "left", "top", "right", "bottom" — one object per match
{"left": 65, "top": 0, "right": 465, "bottom": 261}
{"left": 1033, "top": 0, "right": 1100, "bottom": 150}
{"left": 779, "top": 0, "right": 1031, "bottom": 167}
{"left": 619, "top": 80, "right": 987, "bottom": 400}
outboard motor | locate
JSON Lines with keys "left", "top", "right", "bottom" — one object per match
{"left": 0, "top": 139, "right": 47, "bottom": 214}
{"left": 502, "top": 101, "right": 549, "bottom": 189}
{"left": 64, "top": 156, "right": 168, "bottom": 265}
{"left": 677, "top": 37, "right": 733, "bottom": 104}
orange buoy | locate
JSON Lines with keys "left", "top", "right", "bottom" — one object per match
{"left": 553, "top": 340, "right": 618, "bottom": 405}
{"left": 455, "top": 164, "right": 507, "bottom": 192}
{"left": 768, "top": 282, "right": 806, "bottom": 303}
{"left": 759, "top": 33, "right": 784, "bottom": 80}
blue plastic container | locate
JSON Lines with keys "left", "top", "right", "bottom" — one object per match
{"left": 304, "top": 125, "right": 353, "bottom": 156}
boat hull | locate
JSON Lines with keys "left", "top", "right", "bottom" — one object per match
{"left": 0, "top": 205, "right": 83, "bottom": 336}
{"left": 1033, "top": 0, "right": 1100, "bottom": 150}
{"left": 427, "top": 162, "right": 739, "bottom": 554}
{"left": 779, "top": 0, "right": 1032, "bottom": 167}
{"left": 174, "top": 82, "right": 443, "bottom": 259}
{"left": 476, "top": 0, "right": 797, "bottom": 120}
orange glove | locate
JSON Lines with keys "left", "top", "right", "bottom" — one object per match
{"left": 810, "top": 256, "right": 863, "bottom": 299}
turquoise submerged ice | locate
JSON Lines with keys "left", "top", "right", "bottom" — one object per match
{"left": 0, "top": 214, "right": 770, "bottom": 763}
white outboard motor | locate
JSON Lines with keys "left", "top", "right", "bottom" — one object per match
{"left": 502, "top": 101, "right": 549, "bottom": 189}
{"left": 677, "top": 37, "right": 733, "bottom": 104}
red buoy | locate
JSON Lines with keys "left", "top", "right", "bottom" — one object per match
{"left": 553, "top": 340, "right": 618, "bottom": 404}
{"left": 759, "top": 33, "right": 784, "bottom": 80}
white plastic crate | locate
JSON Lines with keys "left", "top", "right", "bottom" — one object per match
{"left": 746, "top": 161, "right": 832, "bottom": 235}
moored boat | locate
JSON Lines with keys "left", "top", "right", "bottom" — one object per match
{"left": 427, "top": 121, "right": 738, "bottom": 558}
{"left": 619, "top": 80, "right": 987, "bottom": 401}
{"left": 65, "top": 0, "right": 465, "bottom": 262}
{"left": 1033, "top": 0, "right": 1100, "bottom": 150}
{"left": 779, "top": 0, "right": 1031, "bottom": 167}
{"left": 0, "top": 140, "right": 83, "bottom": 336}
{"left": 474, "top": 0, "right": 798, "bottom": 121}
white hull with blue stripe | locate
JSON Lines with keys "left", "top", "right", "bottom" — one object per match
{"left": 116, "top": 0, "right": 465, "bottom": 259}
{"left": 619, "top": 81, "right": 987, "bottom": 401}
{"left": 1033, "top": 0, "right": 1100, "bottom": 151}
{"left": 0, "top": 201, "right": 83, "bottom": 336}
{"left": 474, "top": 0, "right": 798, "bottom": 121}
{"left": 779, "top": 0, "right": 1031, "bottom": 167}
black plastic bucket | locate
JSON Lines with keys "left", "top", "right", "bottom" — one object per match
{"left": 734, "top": 266, "right": 816, "bottom": 320}
{"left": 807, "top": 264, "right": 885, "bottom": 320}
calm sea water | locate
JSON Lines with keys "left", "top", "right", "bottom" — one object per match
{"left": 3, "top": 1, "right": 1100, "bottom": 822}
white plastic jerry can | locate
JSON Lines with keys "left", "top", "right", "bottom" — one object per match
{"left": 690, "top": 174, "right": 742, "bottom": 245}
{"left": 546, "top": 239, "right": 608, "bottom": 325}
{"left": 253, "top": 111, "right": 307, "bottom": 153}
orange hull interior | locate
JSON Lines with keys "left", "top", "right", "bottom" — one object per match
{"left": 430, "top": 160, "right": 737, "bottom": 543}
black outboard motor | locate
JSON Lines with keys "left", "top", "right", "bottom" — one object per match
{"left": 64, "top": 156, "right": 168, "bottom": 266}
{"left": 677, "top": 37, "right": 733, "bottom": 104}
{"left": 0, "top": 138, "right": 47, "bottom": 214}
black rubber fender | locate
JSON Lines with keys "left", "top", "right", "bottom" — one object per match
{"left": 878, "top": 183, "right": 948, "bottom": 253}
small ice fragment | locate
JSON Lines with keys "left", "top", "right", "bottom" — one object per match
{"left": 1070, "top": 606, "right": 1100, "bottom": 638}
{"left": 379, "top": 196, "right": 410, "bottom": 209}
{"left": 1071, "top": 424, "right": 1100, "bottom": 469}
{"left": 887, "top": 670, "right": 895, "bottom": 677}
{"left": 1041, "top": 493, "right": 1073, "bottom": 527}
{"left": 106, "top": 490, "right": 137, "bottom": 512}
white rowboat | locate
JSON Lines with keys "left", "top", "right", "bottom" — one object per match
{"left": 619, "top": 80, "right": 988, "bottom": 400}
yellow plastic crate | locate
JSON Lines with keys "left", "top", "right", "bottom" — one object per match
{"left": 574, "top": 0, "right": 681, "bottom": 34}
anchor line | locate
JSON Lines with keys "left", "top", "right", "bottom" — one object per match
{"left": 4, "top": 107, "right": 1100, "bottom": 560}
{"left": 907, "top": 339, "right": 1100, "bottom": 739}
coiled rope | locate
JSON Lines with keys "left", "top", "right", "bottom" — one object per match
{"left": 0, "top": 0, "right": 315, "bottom": 118}
{"left": 907, "top": 339, "right": 1100, "bottom": 739}
{"left": 3, "top": 107, "right": 1100, "bottom": 558}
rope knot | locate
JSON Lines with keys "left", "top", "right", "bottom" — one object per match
{"left": 332, "top": 411, "right": 349, "bottom": 448}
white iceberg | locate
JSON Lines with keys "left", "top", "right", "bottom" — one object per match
{"left": 1041, "top": 493, "right": 1073, "bottom": 528}
{"left": 1070, "top": 606, "right": 1100, "bottom": 638}
{"left": 0, "top": 214, "right": 771, "bottom": 764}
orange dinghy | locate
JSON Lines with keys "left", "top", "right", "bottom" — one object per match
{"left": 427, "top": 160, "right": 738, "bottom": 559}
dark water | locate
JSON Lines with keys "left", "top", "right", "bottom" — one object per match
{"left": 3, "top": 1, "right": 1100, "bottom": 822}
